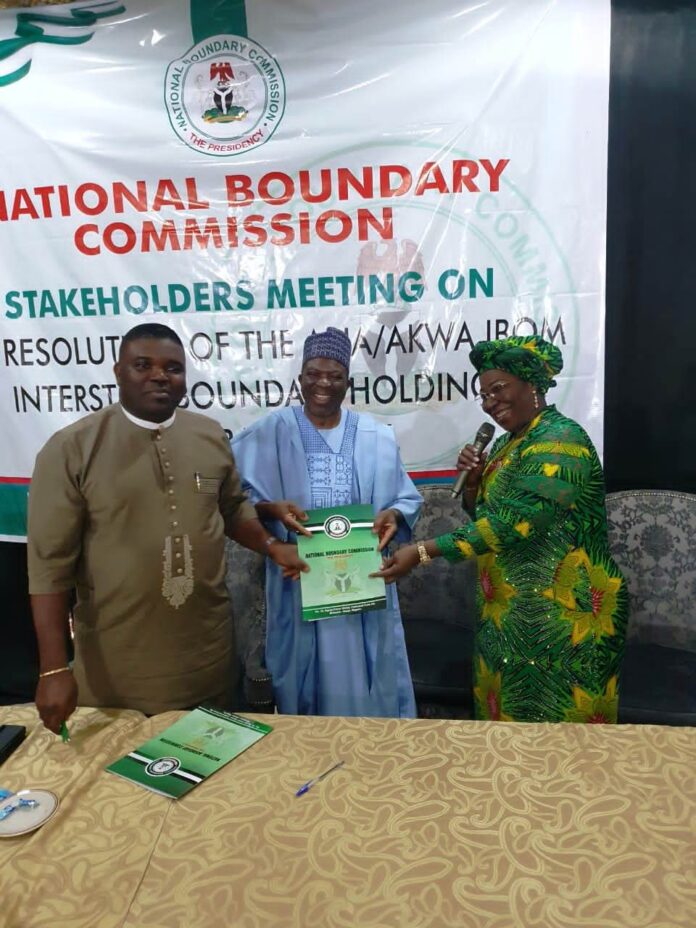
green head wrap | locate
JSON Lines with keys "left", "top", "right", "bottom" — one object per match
{"left": 470, "top": 335, "right": 563, "bottom": 394}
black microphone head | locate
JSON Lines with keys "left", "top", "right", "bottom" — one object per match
{"left": 475, "top": 422, "right": 495, "bottom": 448}
{"left": 450, "top": 421, "right": 496, "bottom": 499}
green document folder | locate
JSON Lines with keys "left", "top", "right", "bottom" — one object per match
{"left": 297, "top": 504, "right": 387, "bottom": 621}
{"left": 106, "top": 707, "right": 272, "bottom": 799}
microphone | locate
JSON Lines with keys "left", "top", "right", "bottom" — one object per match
{"left": 451, "top": 422, "right": 495, "bottom": 499}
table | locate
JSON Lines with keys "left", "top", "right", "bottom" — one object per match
{"left": 0, "top": 705, "right": 694, "bottom": 928}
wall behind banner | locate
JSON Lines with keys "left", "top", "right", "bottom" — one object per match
{"left": 604, "top": 0, "right": 696, "bottom": 494}
{"left": 1, "top": 1, "right": 694, "bottom": 700}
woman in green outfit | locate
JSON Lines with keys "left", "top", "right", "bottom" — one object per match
{"left": 375, "top": 336, "right": 628, "bottom": 724}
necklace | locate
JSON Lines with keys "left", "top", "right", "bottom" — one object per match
{"left": 482, "top": 408, "right": 548, "bottom": 480}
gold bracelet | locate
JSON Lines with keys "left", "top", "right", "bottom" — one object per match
{"left": 417, "top": 542, "right": 432, "bottom": 565}
{"left": 39, "top": 666, "right": 72, "bottom": 679}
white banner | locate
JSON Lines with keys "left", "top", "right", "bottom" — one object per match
{"left": 0, "top": 0, "right": 610, "bottom": 537}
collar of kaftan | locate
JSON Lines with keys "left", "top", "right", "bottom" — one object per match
{"left": 119, "top": 405, "right": 176, "bottom": 431}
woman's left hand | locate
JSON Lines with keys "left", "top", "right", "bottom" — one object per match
{"left": 370, "top": 544, "right": 420, "bottom": 583}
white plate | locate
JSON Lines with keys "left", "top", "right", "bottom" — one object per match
{"left": 0, "top": 789, "right": 59, "bottom": 837}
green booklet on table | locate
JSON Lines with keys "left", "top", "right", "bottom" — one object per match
{"left": 106, "top": 707, "right": 271, "bottom": 799}
{"left": 297, "top": 504, "right": 387, "bottom": 621}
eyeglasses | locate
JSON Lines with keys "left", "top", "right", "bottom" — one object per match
{"left": 475, "top": 381, "right": 513, "bottom": 404}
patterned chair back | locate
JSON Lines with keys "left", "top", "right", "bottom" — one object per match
{"left": 396, "top": 483, "right": 477, "bottom": 630}
{"left": 224, "top": 539, "right": 272, "bottom": 709}
{"left": 605, "top": 490, "right": 696, "bottom": 653}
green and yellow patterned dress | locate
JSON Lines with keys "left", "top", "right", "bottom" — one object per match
{"left": 436, "top": 406, "right": 628, "bottom": 723}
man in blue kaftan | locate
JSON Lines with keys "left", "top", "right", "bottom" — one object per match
{"left": 232, "top": 327, "right": 422, "bottom": 717}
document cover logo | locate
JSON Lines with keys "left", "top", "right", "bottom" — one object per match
{"left": 145, "top": 757, "right": 181, "bottom": 777}
{"left": 324, "top": 515, "right": 351, "bottom": 540}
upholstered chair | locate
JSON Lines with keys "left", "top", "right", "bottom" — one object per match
{"left": 225, "top": 540, "right": 273, "bottom": 711}
{"left": 397, "top": 483, "right": 477, "bottom": 718}
{"left": 606, "top": 490, "right": 696, "bottom": 725}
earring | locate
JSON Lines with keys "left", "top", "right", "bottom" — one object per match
{"left": 533, "top": 391, "right": 539, "bottom": 410}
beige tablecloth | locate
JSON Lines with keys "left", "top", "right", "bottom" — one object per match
{"left": 0, "top": 705, "right": 694, "bottom": 928}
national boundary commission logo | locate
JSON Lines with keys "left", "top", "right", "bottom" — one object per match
{"left": 165, "top": 34, "right": 285, "bottom": 157}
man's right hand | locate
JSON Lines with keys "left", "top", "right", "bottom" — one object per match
{"left": 456, "top": 444, "right": 488, "bottom": 491}
{"left": 256, "top": 500, "right": 312, "bottom": 537}
{"left": 268, "top": 542, "right": 310, "bottom": 580}
{"left": 35, "top": 671, "right": 77, "bottom": 735}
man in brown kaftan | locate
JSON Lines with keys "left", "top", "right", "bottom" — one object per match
{"left": 28, "top": 323, "right": 306, "bottom": 732}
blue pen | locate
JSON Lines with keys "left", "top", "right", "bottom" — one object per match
{"left": 295, "top": 760, "right": 345, "bottom": 797}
